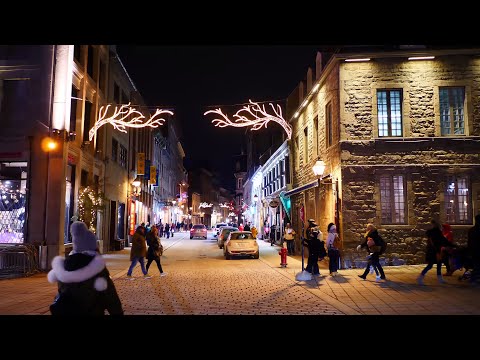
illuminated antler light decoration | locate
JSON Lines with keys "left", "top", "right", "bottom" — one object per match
{"left": 219, "top": 202, "right": 230, "bottom": 208}
{"left": 204, "top": 99, "right": 292, "bottom": 140}
{"left": 199, "top": 202, "right": 213, "bottom": 208}
{"left": 89, "top": 103, "right": 173, "bottom": 141}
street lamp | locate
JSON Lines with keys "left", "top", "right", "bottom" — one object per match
{"left": 132, "top": 177, "right": 141, "bottom": 187}
{"left": 312, "top": 159, "right": 326, "bottom": 177}
{"left": 253, "top": 194, "right": 258, "bottom": 203}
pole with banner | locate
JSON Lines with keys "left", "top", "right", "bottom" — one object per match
{"left": 137, "top": 153, "right": 145, "bottom": 175}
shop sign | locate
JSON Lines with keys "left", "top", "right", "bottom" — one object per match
{"left": 269, "top": 200, "right": 280, "bottom": 208}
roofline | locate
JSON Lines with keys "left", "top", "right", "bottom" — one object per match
{"left": 289, "top": 47, "right": 480, "bottom": 124}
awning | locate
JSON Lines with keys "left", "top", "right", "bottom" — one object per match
{"left": 283, "top": 179, "right": 319, "bottom": 198}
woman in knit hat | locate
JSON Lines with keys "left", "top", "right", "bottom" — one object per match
{"left": 48, "top": 221, "right": 123, "bottom": 315}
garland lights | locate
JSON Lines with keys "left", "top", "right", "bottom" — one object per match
{"left": 204, "top": 100, "right": 292, "bottom": 140}
{"left": 78, "top": 186, "right": 103, "bottom": 233}
{"left": 199, "top": 202, "right": 213, "bottom": 208}
{"left": 89, "top": 103, "right": 173, "bottom": 141}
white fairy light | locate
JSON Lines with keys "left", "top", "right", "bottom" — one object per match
{"left": 204, "top": 99, "right": 292, "bottom": 140}
{"left": 199, "top": 202, "right": 213, "bottom": 208}
{"left": 89, "top": 103, "right": 173, "bottom": 141}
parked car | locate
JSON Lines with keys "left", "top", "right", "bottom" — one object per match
{"left": 217, "top": 226, "right": 238, "bottom": 249}
{"left": 190, "top": 224, "right": 207, "bottom": 239}
{"left": 214, "top": 223, "right": 228, "bottom": 237}
{"left": 224, "top": 231, "right": 259, "bottom": 260}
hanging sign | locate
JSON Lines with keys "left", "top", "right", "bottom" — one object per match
{"left": 137, "top": 153, "right": 145, "bottom": 175}
{"left": 150, "top": 166, "right": 157, "bottom": 185}
{"left": 269, "top": 200, "right": 280, "bottom": 208}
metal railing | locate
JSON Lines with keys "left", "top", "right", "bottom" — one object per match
{"left": 0, "top": 244, "right": 39, "bottom": 279}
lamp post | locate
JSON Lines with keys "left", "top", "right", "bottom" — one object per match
{"left": 253, "top": 194, "right": 258, "bottom": 228}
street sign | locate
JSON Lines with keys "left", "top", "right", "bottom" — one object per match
{"left": 137, "top": 153, "right": 145, "bottom": 175}
{"left": 269, "top": 200, "right": 280, "bottom": 208}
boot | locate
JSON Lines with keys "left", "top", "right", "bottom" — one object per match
{"left": 417, "top": 274, "right": 425, "bottom": 285}
{"left": 437, "top": 274, "right": 446, "bottom": 284}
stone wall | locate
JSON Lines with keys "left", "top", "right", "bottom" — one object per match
{"left": 339, "top": 54, "right": 480, "bottom": 266}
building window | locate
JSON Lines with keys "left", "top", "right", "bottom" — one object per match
{"left": 119, "top": 144, "right": 127, "bottom": 169}
{"left": 377, "top": 89, "right": 402, "bottom": 137}
{"left": 87, "top": 45, "right": 94, "bottom": 79}
{"left": 440, "top": 87, "right": 465, "bottom": 136}
{"left": 237, "top": 178, "right": 242, "bottom": 190}
{"left": 303, "top": 127, "right": 308, "bottom": 164}
{"left": 380, "top": 175, "right": 406, "bottom": 224}
{"left": 70, "top": 86, "right": 78, "bottom": 133}
{"left": 113, "top": 82, "right": 120, "bottom": 104}
{"left": 112, "top": 138, "right": 118, "bottom": 162}
{"left": 313, "top": 115, "right": 319, "bottom": 157}
{"left": 294, "top": 136, "right": 299, "bottom": 169}
{"left": 83, "top": 101, "right": 92, "bottom": 142}
{"left": 445, "top": 176, "right": 471, "bottom": 224}
{"left": 326, "top": 103, "right": 333, "bottom": 147}
{"left": 81, "top": 170, "right": 88, "bottom": 187}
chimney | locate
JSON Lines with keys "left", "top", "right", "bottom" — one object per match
{"left": 307, "top": 67, "right": 313, "bottom": 93}
{"left": 316, "top": 52, "right": 322, "bottom": 80}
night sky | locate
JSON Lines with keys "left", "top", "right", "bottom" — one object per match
{"left": 116, "top": 46, "right": 321, "bottom": 191}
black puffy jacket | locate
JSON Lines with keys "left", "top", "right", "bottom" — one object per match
{"left": 48, "top": 253, "right": 123, "bottom": 316}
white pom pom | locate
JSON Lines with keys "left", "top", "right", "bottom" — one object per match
{"left": 47, "top": 270, "right": 57, "bottom": 283}
{"left": 94, "top": 277, "right": 108, "bottom": 291}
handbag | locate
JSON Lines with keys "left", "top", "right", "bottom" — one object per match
{"left": 158, "top": 244, "right": 164, "bottom": 256}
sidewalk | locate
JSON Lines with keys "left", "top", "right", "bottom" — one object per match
{"left": 257, "top": 239, "right": 480, "bottom": 315}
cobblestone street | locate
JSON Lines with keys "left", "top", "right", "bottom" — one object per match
{"left": 1, "top": 231, "right": 480, "bottom": 315}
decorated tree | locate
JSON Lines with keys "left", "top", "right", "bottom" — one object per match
{"left": 77, "top": 186, "right": 105, "bottom": 234}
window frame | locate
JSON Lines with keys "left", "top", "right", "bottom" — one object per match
{"left": 325, "top": 102, "right": 333, "bottom": 147}
{"left": 376, "top": 89, "right": 403, "bottom": 137}
{"left": 439, "top": 86, "right": 466, "bottom": 136}
{"left": 444, "top": 175, "right": 472, "bottom": 224}
{"left": 379, "top": 174, "right": 407, "bottom": 225}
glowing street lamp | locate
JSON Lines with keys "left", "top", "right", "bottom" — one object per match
{"left": 312, "top": 160, "right": 326, "bottom": 177}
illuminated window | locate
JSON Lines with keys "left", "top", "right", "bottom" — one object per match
{"left": 112, "top": 138, "right": 118, "bottom": 162}
{"left": 119, "top": 144, "right": 127, "bottom": 169}
{"left": 380, "top": 175, "right": 406, "bottom": 224}
{"left": 326, "top": 103, "right": 333, "bottom": 147}
{"left": 377, "top": 89, "right": 403, "bottom": 137}
{"left": 303, "top": 127, "right": 308, "bottom": 164}
{"left": 445, "top": 176, "right": 471, "bottom": 224}
{"left": 440, "top": 87, "right": 465, "bottom": 135}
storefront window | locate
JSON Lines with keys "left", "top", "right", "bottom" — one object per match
{"left": 0, "top": 162, "right": 28, "bottom": 243}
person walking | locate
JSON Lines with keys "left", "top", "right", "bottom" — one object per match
{"left": 284, "top": 223, "right": 296, "bottom": 255}
{"left": 417, "top": 219, "right": 450, "bottom": 285}
{"left": 357, "top": 223, "right": 386, "bottom": 281}
{"left": 441, "top": 223, "right": 455, "bottom": 276}
{"left": 302, "top": 226, "right": 322, "bottom": 276}
{"left": 126, "top": 225, "right": 150, "bottom": 280}
{"left": 164, "top": 223, "right": 170, "bottom": 239}
{"left": 251, "top": 225, "right": 258, "bottom": 239}
{"left": 326, "top": 222, "right": 340, "bottom": 276}
{"left": 146, "top": 226, "right": 167, "bottom": 277}
{"left": 244, "top": 222, "right": 251, "bottom": 231}
{"left": 48, "top": 221, "right": 123, "bottom": 315}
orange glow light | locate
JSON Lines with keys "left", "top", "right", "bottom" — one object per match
{"left": 41, "top": 137, "right": 58, "bottom": 152}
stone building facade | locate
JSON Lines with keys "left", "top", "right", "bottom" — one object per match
{"left": 288, "top": 48, "right": 480, "bottom": 266}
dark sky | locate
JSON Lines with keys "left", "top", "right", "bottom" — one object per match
{"left": 116, "top": 46, "right": 320, "bottom": 191}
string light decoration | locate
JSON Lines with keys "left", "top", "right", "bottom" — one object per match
{"left": 219, "top": 203, "right": 230, "bottom": 208}
{"left": 204, "top": 99, "right": 292, "bottom": 140}
{"left": 77, "top": 186, "right": 104, "bottom": 233}
{"left": 199, "top": 202, "right": 213, "bottom": 208}
{"left": 89, "top": 103, "right": 174, "bottom": 141}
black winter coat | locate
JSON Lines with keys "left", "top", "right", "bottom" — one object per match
{"left": 360, "top": 229, "right": 385, "bottom": 254}
{"left": 425, "top": 227, "right": 449, "bottom": 263}
{"left": 147, "top": 235, "right": 162, "bottom": 260}
{"left": 48, "top": 253, "right": 123, "bottom": 316}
